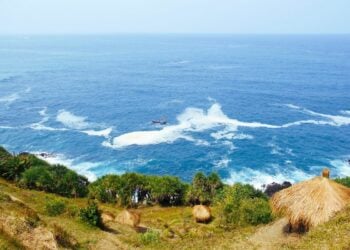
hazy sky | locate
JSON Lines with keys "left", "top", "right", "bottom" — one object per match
{"left": 1, "top": 0, "right": 349, "bottom": 34}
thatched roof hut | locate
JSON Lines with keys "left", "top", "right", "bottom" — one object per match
{"left": 116, "top": 210, "right": 141, "bottom": 227}
{"left": 271, "top": 168, "right": 350, "bottom": 231}
{"left": 192, "top": 205, "right": 211, "bottom": 223}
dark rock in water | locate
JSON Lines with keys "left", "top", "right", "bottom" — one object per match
{"left": 34, "top": 152, "right": 55, "bottom": 158}
{"left": 263, "top": 181, "right": 292, "bottom": 197}
{"left": 19, "top": 152, "right": 30, "bottom": 156}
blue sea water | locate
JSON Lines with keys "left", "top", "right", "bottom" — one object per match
{"left": 0, "top": 34, "right": 350, "bottom": 187}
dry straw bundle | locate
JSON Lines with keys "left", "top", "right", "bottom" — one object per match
{"left": 271, "top": 168, "right": 350, "bottom": 231}
{"left": 192, "top": 205, "right": 211, "bottom": 223}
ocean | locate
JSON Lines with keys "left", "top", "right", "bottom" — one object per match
{"left": 0, "top": 34, "right": 349, "bottom": 187}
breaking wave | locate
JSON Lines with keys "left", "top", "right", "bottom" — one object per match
{"left": 56, "top": 110, "right": 90, "bottom": 129}
{"left": 106, "top": 102, "right": 350, "bottom": 149}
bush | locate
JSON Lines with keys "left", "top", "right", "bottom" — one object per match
{"left": 218, "top": 183, "right": 272, "bottom": 227}
{"left": 19, "top": 164, "right": 89, "bottom": 198}
{"left": 239, "top": 198, "right": 272, "bottom": 225}
{"left": 19, "top": 166, "right": 53, "bottom": 191}
{"left": 45, "top": 199, "right": 66, "bottom": 216}
{"left": 0, "top": 156, "right": 31, "bottom": 181}
{"left": 79, "top": 201, "right": 102, "bottom": 227}
{"left": 335, "top": 177, "right": 350, "bottom": 188}
{"left": 66, "top": 204, "right": 80, "bottom": 217}
{"left": 139, "top": 230, "right": 160, "bottom": 245}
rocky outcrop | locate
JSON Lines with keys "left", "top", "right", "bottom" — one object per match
{"left": 0, "top": 193, "right": 58, "bottom": 250}
{"left": 263, "top": 181, "right": 292, "bottom": 197}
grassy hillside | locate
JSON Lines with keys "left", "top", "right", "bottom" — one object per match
{"left": 2, "top": 177, "right": 350, "bottom": 249}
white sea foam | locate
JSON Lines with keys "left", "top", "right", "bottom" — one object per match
{"left": 0, "top": 93, "right": 20, "bottom": 104}
{"left": 56, "top": 110, "right": 90, "bottom": 129}
{"left": 284, "top": 104, "right": 350, "bottom": 127}
{"left": 340, "top": 110, "right": 350, "bottom": 116}
{"left": 0, "top": 87, "right": 31, "bottom": 106}
{"left": 107, "top": 103, "right": 279, "bottom": 148}
{"left": 82, "top": 127, "right": 113, "bottom": 138}
{"left": 225, "top": 167, "right": 313, "bottom": 189}
{"left": 330, "top": 159, "right": 350, "bottom": 177}
{"left": 29, "top": 107, "right": 68, "bottom": 131}
{"left": 214, "top": 157, "right": 231, "bottom": 169}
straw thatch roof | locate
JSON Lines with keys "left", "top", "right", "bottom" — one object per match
{"left": 192, "top": 205, "right": 211, "bottom": 223}
{"left": 271, "top": 169, "right": 350, "bottom": 230}
{"left": 116, "top": 210, "right": 141, "bottom": 227}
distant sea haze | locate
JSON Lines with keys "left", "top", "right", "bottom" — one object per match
{"left": 0, "top": 35, "right": 349, "bottom": 187}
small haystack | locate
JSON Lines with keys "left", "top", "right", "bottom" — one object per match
{"left": 192, "top": 205, "right": 211, "bottom": 223}
{"left": 101, "top": 211, "right": 115, "bottom": 224}
{"left": 116, "top": 210, "right": 141, "bottom": 227}
{"left": 271, "top": 168, "right": 350, "bottom": 231}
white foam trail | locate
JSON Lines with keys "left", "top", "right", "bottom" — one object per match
{"left": 0, "top": 125, "right": 15, "bottom": 129}
{"left": 82, "top": 127, "right": 113, "bottom": 138}
{"left": 56, "top": 110, "right": 90, "bottom": 129}
{"left": 284, "top": 104, "right": 350, "bottom": 126}
{"left": 225, "top": 167, "right": 313, "bottom": 189}
{"left": 29, "top": 107, "right": 68, "bottom": 131}
{"left": 0, "top": 87, "right": 31, "bottom": 106}
{"left": 107, "top": 103, "right": 278, "bottom": 148}
{"left": 0, "top": 93, "right": 20, "bottom": 104}
{"left": 340, "top": 110, "right": 350, "bottom": 116}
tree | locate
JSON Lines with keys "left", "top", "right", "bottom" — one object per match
{"left": 186, "top": 172, "right": 223, "bottom": 205}
{"left": 149, "top": 176, "right": 187, "bottom": 206}
{"left": 89, "top": 175, "right": 122, "bottom": 203}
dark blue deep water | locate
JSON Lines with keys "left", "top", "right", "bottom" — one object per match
{"left": 1, "top": 35, "right": 350, "bottom": 187}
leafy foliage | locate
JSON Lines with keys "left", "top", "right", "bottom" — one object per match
{"left": 334, "top": 177, "right": 350, "bottom": 188}
{"left": 149, "top": 176, "right": 187, "bottom": 206}
{"left": 0, "top": 147, "right": 89, "bottom": 197}
{"left": 186, "top": 172, "right": 223, "bottom": 205}
{"left": 79, "top": 201, "right": 102, "bottom": 227}
{"left": 218, "top": 183, "right": 272, "bottom": 227}
{"left": 45, "top": 198, "right": 66, "bottom": 216}
{"left": 139, "top": 230, "right": 160, "bottom": 245}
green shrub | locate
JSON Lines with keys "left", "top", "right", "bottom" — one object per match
{"left": 139, "top": 230, "right": 160, "bottom": 245}
{"left": 19, "top": 166, "right": 53, "bottom": 191}
{"left": 0, "top": 156, "right": 31, "bottom": 181}
{"left": 335, "top": 177, "right": 350, "bottom": 188}
{"left": 66, "top": 204, "right": 80, "bottom": 217}
{"left": 45, "top": 199, "right": 66, "bottom": 216}
{"left": 218, "top": 183, "right": 272, "bottom": 227}
{"left": 239, "top": 198, "right": 272, "bottom": 225}
{"left": 79, "top": 201, "right": 102, "bottom": 227}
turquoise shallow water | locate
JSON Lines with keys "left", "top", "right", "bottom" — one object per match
{"left": 0, "top": 34, "right": 349, "bottom": 187}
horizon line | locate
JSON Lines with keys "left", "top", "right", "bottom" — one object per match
{"left": 0, "top": 32, "right": 350, "bottom": 36}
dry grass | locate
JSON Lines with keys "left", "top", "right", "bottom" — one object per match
{"left": 271, "top": 176, "right": 350, "bottom": 229}
{"left": 2, "top": 177, "right": 350, "bottom": 249}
